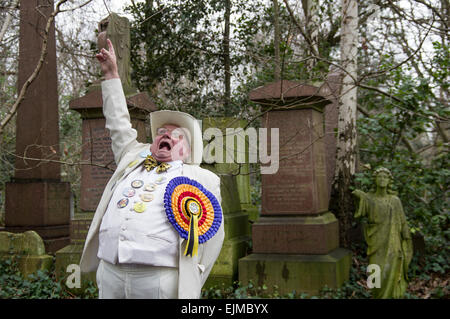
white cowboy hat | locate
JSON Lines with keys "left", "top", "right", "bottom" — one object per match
{"left": 150, "top": 110, "right": 203, "bottom": 165}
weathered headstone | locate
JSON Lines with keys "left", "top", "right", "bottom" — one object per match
{"left": 0, "top": 230, "right": 53, "bottom": 278}
{"left": 5, "top": 0, "right": 71, "bottom": 253}
{"left": 239, "top": 80, "right": 351, "bottom": 296}
{"left": 97, "top": 13, "right": 135, "bottom": 96}
{"left": 202, "top": 117, "right": 251, "bottom": 287}
{"left": 55, "top": 13, "right": 156, "bottom": 291}
{"left": 232, "top": 127, "right": 260, "bottom": 236}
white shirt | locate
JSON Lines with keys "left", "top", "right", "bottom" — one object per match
{"left": 97, "top": 160, "right": 183, "bottom": 267}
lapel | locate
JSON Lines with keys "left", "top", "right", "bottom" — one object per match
{"left": 113, "top": 156, "right": 147, "bottom": 188}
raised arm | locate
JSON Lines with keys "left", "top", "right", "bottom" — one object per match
{"left": 352, "top": 189, "right": 368, "bottom": 218}
{"left": 96, "top": 39, "right": 140, "bottom": 164}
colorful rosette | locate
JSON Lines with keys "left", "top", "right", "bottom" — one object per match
{"left": 164, "top": 176, "right": 222, "bottom": 257}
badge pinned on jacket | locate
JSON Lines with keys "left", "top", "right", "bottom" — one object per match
{"left": 164, "top": 176, "right": 222, "bottom": 257}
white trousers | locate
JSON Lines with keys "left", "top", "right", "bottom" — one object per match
{"left": 96, "top": 259, "right": 179, "bottom": 299}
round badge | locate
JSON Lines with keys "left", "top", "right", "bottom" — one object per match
{"left": 140, "top": 193, "right": 154, "bottom": 202}
{"left": 187, "top": 199, "right": 201, "bottom": 215}
{"left": 133, "top": 202, "right": 147, "bottom": 213}
{"left": 122, "top": 187, "right": 136, "bottom": 197}
{"left": 117, "top": 198, "right": 129, "bottom": 208}
{"left": 144, "top": 183, "right": 156, "bottom": 192}
{"left": 155, "top": 176, "right": 167, "bottom": 184}
{"left": 131, "top": 180, "right": 144, "bottom": 188}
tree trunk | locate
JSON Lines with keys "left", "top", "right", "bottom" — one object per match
{"left": 329, "top": 0, "right": 358, "bottom": 248}
{"left": 436, "top": 0, "right": 450, "bottom": 146}
{"left": 272, "top": 0, "right": 281, "bottom": 81}
{"left": 302, "top": 0, "right": 319, "bottom": 72}
{"left": 223, "top": 0, "right": 231, "bottom": 109}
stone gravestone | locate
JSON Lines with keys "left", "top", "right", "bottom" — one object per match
{"left": 55, "top": 13, "right": 156, "bottom": 290}
{"left": 239, "top": 80, "right": 351, "bottom": 296}
{"left": 97, "top": 13, "right": 135, "bottom": 95}
{"left": 0, "top": 230, "right": 53, "bottom": 278}
{"left": 201, "top": 118, "right": 251, "bottom": 287}
{"left": 4, "top": 0, "right": 71, "bottom": 253}
{"left": 233, "top": 137, "right": 260, "bottom": 237}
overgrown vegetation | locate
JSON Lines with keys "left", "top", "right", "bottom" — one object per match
{"left": 0, "top": 241, "right": 447, "bottom": 299}
{"left": 0, "top": 258, "right": 97, "bottom": 299}
{"left": 201, "top": 243, "right": 448, "bottom": 299}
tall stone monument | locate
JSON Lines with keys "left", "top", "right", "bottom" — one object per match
{"left": 5, "top": 0, "right": 71, "bottom": 253}
{"left": 239, "top": 80, "right": 351, "bottom": 296}
{"left": 55, "top": 13, "right": 156, "bottom": 288}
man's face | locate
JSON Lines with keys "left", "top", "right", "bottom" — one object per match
{"left": 150, "top": 124, "right": 191, "bottom": 162}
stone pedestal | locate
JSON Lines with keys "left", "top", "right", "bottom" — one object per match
{"left": 239, "top": 80, "right": 351, "bottom": 296}
{"left": 5, "top": 0, "right": 70, "bottom": 253}
{"left": 201, "top": 117, "right": 251, "bottom": 287}
{"left": 5, "top": 181, "right": 71, "bottom": 252}
{"left": 239, "top": 248, "right": 351, "bottom": 296}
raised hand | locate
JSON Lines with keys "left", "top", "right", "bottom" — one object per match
{"left": 95, "top": 39, "right": 119, "bottom": 80}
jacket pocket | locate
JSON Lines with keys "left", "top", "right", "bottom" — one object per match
{"left": 145, "top": 234, "right": 173, "bottom": 246}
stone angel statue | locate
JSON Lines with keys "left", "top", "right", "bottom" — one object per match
{"left": 352, "top": 167, "right": 413, "bottom": 298}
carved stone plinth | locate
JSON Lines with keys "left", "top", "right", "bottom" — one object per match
{"left": 5, "top": 181, "right": 71, "bottom": 252}
{"left": 252, "top": 213, "right": 339, "bottom": 254}
{"left": 239, "top": 80, "right": 350, "bottom": 296}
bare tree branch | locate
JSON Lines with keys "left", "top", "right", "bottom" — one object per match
{"left": 0, "top": 0, "right": 68, "bottom": 135}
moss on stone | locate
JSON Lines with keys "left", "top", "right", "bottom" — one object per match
{"left": 0, "top": 230, "right": 53, "bottom": 277}
{"left": 239, "top": 248, "right": 352, "bottom": 296}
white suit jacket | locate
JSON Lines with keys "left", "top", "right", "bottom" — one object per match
{"left": 79, "top": 79, "right": 225, "bottom": 299}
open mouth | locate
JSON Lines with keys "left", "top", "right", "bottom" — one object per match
{"left": 159, "top": 141, "right": 172, "bottom": 151}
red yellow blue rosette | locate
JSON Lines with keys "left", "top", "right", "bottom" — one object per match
{"left": 164, "top": 176, "right": 222, "bottom": 257}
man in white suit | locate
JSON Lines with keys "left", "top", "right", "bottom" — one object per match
{"left": 79, "top": 39, "right": 224, "bottom": 299}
